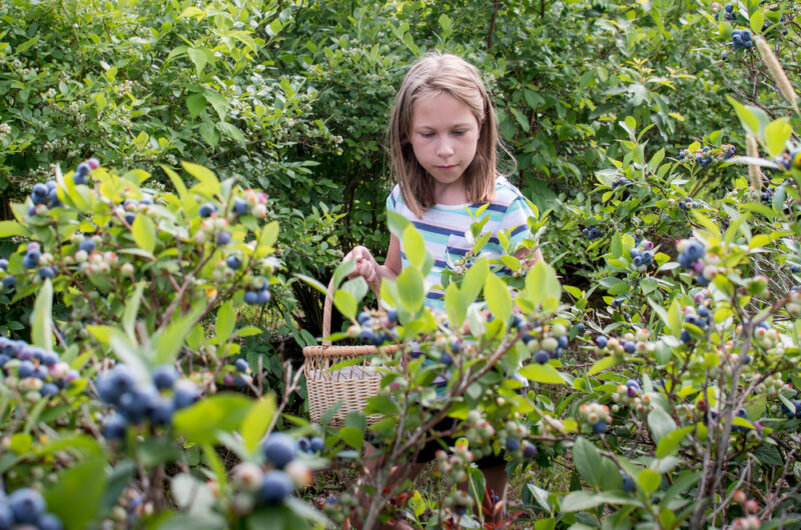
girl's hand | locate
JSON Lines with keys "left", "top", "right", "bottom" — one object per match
{"left": 344, "top": 246, "right": 381, "bottom": 290}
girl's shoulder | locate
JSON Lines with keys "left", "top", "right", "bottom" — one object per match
{"left": 491, "top": 176, "right": 529, "bottom": 207}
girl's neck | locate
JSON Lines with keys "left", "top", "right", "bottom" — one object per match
{"left": 432, "top": 180, "right": 468, "bottom": 205}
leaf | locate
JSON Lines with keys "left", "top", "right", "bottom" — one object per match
{"left": 655, "top": 426, "right": 693, "bottom": 458}
{"left": 173, "top": 393, "right": 252, "bottom": 445}
{"left": 402, "top": 224, "right": 425, "bottom": 269}
{"left": 181, "top": 161, "right": 220, "bottom": 195}
{"left": 240, "top": 395, "right": 276, "bottom": 455}
{"left": 637, "top": 469, "right": 661, "bottom": 496}
{"left": 260, "top": 220, "right": 279, "bottom": 248}
{"left": 0, "top": 220, "right": 30, "bottom": 238}
{"left": 461, "top": 258, "right": 488, "bottom": 304}
{"left": 154, "top": 304, "right": 206, "bottom": 365}
{"left": 647, "top": 407, "right": 676, "bottom": 444}
{"left": 339, "top": 426, "right": 364, "bottom": 450}
{"left": 588, "top": 356, "right": 618, "bottom": 375}
{"left": 518, "top": 363, "right": 566, "bottom": 384}
{"left": 573, "top": 437, "right": 602, "bottom": 488}
{"left": 160, "top": 165, "right": 188, "bottom": 204}
{"left": 31, "top": 279, "right": 53, "bottom": 352}
{"left": 727, "top": 96, "right": 759, "bottom": 135}
{"left": 333, "top": 290, "right": 357, "bottom": 321}
{"left": 215, "top": 300, "right": 236, "bottom": 346}
{"left": 559, "top": 490, "right": 638, "bottom": 512}
{"left": 444, "top": 283, "right": 467, "bottom": 329}
{"left": 131, "top": 214, "right": 156, "bottom": 254}
{"left": 764, "top": 118, "right": 792, "bottom": 158}
{"left": 395, "top": 268, "right": 424, "bottom": 314}
{"left": 188, "top": 47, "right": 208, "bottom": 77}
{"left": 484, "top": 273, "right": 511, "bottom": 328}
{"left": 750, "top": 10, "right": 764, "bottom": 35}
{"left": 667, "top": 297, "right": 682, "bottom": 338}
{"left": 45, "top": 457, "right": 107, "bottom": 530}
{"left": 186, "top": 93, "right": 206, "bottom": 118}
{"left": 525, "top": 261, "right": 561, "bottom": 308}
{"left": 123, "top": 283, "right": 145, "bottom": 342}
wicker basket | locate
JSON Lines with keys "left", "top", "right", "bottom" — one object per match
{"left": 303, "top": 279, "right": 398, "bottom": 427}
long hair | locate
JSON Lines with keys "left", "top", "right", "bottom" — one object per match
{"left": 387, "top": 53, "right": 500, "bottom": 218}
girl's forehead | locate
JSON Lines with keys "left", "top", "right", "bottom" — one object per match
{"left": 411, "top": 91, "right": 478, "bottom": 121}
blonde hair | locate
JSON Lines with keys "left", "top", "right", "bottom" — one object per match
{"left": 388, "top": 53, "right": 500, "bottom": 218}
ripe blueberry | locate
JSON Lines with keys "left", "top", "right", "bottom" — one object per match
{"left": 173, "top": 380, "right": 200, "bottom": 409}
{"left": 152, "top": 365, "right": 179, "bottom": 390}
{"left": 198, "top": 202, "right": 217, "bottom": 218}
{"left": 79, "top": 239, "right": 96, "bottom": 252}
{"left": 262, "top": 432, "right": 297, "bottom": 469}
{"left": 533, "top": 350, "right": 550, "bottom": 364}
{"left": 2, "top": 276, "right": 16, "bottom": 289}
{"left": 217, "top": 231, "right": 231, "bottom": 245}
{"left": 258, "top": 470, "right": 293, "bottom": 503}
{"left": 225, "top": 256, "right": 241, "bottom": 270}
{"left": 593, "top": 421, "right": 608, "bottom": 434}
{"left": 8, "top": 488, "right": 46, "bottom": 524}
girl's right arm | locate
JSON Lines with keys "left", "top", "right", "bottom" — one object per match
{"left": 344, "top": 234, "right": 402, "bottom": 295}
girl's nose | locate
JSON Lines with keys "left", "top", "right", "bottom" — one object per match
{"left": 436, "top": 138, "right": 454, "bottom": 157}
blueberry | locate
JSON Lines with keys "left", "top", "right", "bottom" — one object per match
{"left": 534, "top": 350, "right": 550, "bottom": 365}
{"left": 387, "top": 309, "right": 399, "bottom": 324}
{"left": 173, "top": 380, "right": 200, "bottom": 409}
{"left": 152, "top": 365, "right": 179, "bottom": 390}
{"left": 225, "top": 256, "right": 241, "bottom": 270}
{"left": 725, "top": 3, "right": 733, "bottom": 13}
{"left": 359, "top": 328, "right": 376, "bottom": 344}
{"left": 148, "top": 398, "right": 174, "bottom": 426}
{"left": 592, "top": 421, "right": 608, "bottom": 434}
{"left": 8, "top": 488, "right": 46, "bottom": 524}
{"left": 217, "top": 231, "right": 231, "bottom": 245}
{"left": 198, "top": 202, "right": 217, "bottom": 218}
{"left": 0, "top": 258, "right": 6, "bottom": 271}
{"left": 595, "top": 336, "right": 608, "bottom": 348}
{"left": 39, "top": 266, "right": 54, "bottom": 279}
{"left": 576, "top": 323, "right": 585, "bottom": 333}
{"left": 244, "top": 290, "right": 259, "bottom": 305}
{"left": 262, "top": 432, "right": 297, "bottom": 469}
{"left": 38, "top": 513, "right": 64, "bottom": 530}
{"left": 256, "top": 289, "right": 271, "bottom": 305}
{"left": 0, "top": 354, "right": 9, "bottom": 369}
{"left": 310, "top": 436, "right": 324, "bottom": 453}
{"left": 680, "top": 329, "right": 692, "bottom": 344}
{"left": 23, "top": 249, "right": 40, "bottom": 269}
{"left": 297, "top": 437, "right": 311, "bottom": 453}
{"left": 41, "top": 383, "right": 59, "bottom": 397}
{"left": 79, "top": 239, "right": 96, "bottom": 252}
{"left": 103, "top": 413, "right": 128, "bottom": 440}
{"left": 684, "top": 241, "right": 704, "bottom": 262}
{"left": 522, "top": 441, "right": 537, "bottom": 458}
{"left": 0, "top": 503, "right": 13, "bottom": 529}
{"left": 2, "top": 276, "right": 16, "bottom": 289}
{"left": 627, "top": 386, "right": 638, "bottom": 398}
{"left": 505, "top": 438, "right": 520, "bottom": 451}
{"left": 233, "top": 197, "right": 248, "bottom": 215}
{"left": 259, "top": 470, "right": 293, "bottom": 503}
{"left": 621, "top": 472, "right": 635, "bottom": 493}
{"left": 357, "top": 312, "right": 372, "bottom": 325}
{"left": 440, "top": 352, "right": 453, "bottom": 366}
{"left": 18, "top": 360, "right": 35, "bottom": 378}
{"left": 32, "top": 183, "right": 48, "bottom": 197}
{"left": 119, "top": 386, "right": 158, "bottom": 423}
{"left": 235, "top": 358, "right": 249, "bottom": 372}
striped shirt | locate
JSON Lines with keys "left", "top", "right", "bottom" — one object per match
{"left": 386, "top": 176, "right": 535, "bottom": 309}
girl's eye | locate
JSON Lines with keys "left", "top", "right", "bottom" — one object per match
{"left": 420, "top": 132, "right": 435, "bottom": 138}
{"left": 452, "top": 130, "right": 466, "bottom": 136}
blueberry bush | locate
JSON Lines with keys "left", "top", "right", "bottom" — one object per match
{"left": 1, "top": 0, "right": 801, "bottom": 529}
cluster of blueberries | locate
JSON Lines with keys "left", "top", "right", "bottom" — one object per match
{"left": 20, "top": 242, "right": 56, "bottom": 280}
{"left": 713, "top": 3, "right": 737, "bottom": 21}
{"left": 243, "top": 283, "right": 272, "bottom": 305}
{"left": 677, "top": 197, "right": 700, "bottom": 210}
{"left": 581, "top": 225, "right": 605, "bottom": 241}
{"left": 356, "top": 310, "right": 399, "bottom": 347}
{"left": 0, "top": 258, "right": 16, "bottom": 289}
{"left": 0, "top": 337, "right": 78, "bottom": 397}
{"left": 629, "top": 245, "right": 654, "bottom": 268}
{"left": 520, "top": 320, "right": 570, "bottom": 365}
{"left": 759, "top": 186, "right": 775, "bottom": 203}
{"left": 120, "top": 196, "right": 154, "bottom": 226}
{"left": 677, "top": 145, "right": 735, "bottom": 167}
{"left": 780, "top": 399, "right": 801, "bottom": 420}
{"left": 595, "top": 335, "right": 639, "bottom": 355}
{"left": 258, "top": 432, "right": 323, "bottom": 503}
{"left": 199, "top": 197, "right": 250, "bottom": 219}
{"left": 677, "top": 239, "right": 706, "bottom": 281}
{"left": 680, "top": 304, "right": 712, "bottom": 344}
{"left": 27, "top": 158, "right": 99, "bottom": 216}
{"left": 775, "top": 150, "right": 801, "bottom": 171}
{"left": 0, "top": 488, "right": 63, "bottom": 530}
{"left": 579, "top": 401, "right": 611, "bottom": 434}
{"left": 731, "top": 29, "right": 753, "bottom": 50}
{"left": 222, "top": 358, "right": 252, "bottom": 388}
{"left": 96, "top": 363, "right": 200, "bottom": 440}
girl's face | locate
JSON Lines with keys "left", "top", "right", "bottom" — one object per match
{"left": 409, "top": 91, "right": 480, "bottom": 200}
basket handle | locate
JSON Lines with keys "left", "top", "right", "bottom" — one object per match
{"left": 322, "top": 277, "right": 336, "bottom": 347}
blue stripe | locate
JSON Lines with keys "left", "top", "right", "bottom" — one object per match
{"left": 446, "top": 247, "right": 469, "bottom": 257}
{"left": 511, "top": 225, "right": 528, "bottom": 237}
{"left": 411, "top": 221, "right": 465, "bottom": 237}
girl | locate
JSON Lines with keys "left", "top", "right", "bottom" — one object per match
{"left": 344, "top": 52, "right": 542, "bottom": 525}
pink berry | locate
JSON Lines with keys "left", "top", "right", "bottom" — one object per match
{"left": 87, "top": 157, "right": 100, "bottom": 169}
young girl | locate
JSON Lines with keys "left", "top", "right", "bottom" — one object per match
{"left": 344, "top": 52, "right": 542, "bottom": 525}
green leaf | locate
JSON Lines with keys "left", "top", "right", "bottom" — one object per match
{"left": 0, "top": 220, "right": 30, "bottom": 238}
{"left": 45, "top": 457, "right": 107, "bottom": 530}
{"left": 240, "top": 395, "right": 275, "bottom": 455}
{"left": 339, "top": 426, "right": 364, "bottom": 450}
{"left": 750, "top": 10, "right": 764, "bottom": 35}
{"left": 182, "top": 161, "right": 220, "bottom": 195}
{"left": 637, "top": 469, "right": 661, "bottom": 496}
{"left": 160, "top": 165, "right": 188, "bottom": 204}
{"left": 559, "top": 490, "right": 639, "bottom": 511}
{"left": 131, "top": 214, "right": 156, "bottom": 254}
{"left": 727, "top": 96, "right": 759, "bottom": 135}
{"left": 572, "top": 437, "right": 602, "bottom": 488}
{"left": 173, "top": 393, "right": 252, "bottom": 445}
{"left": 31, "top": 279, "right": 53, "bottom": 352}
{"left": 333, "top": 290, "right": 357, "bottom": 321}
{"left": 154, "top": 304, "right": 206, "bottom": 365}
{"left": 764, "top": 118, "right": 792, "bottom": 158}
{"left": 188, "top": 47, "right": 208, "bottom": 77}
{"left": 444, "top": 283, "right": 467, "bottom": 329}
{"left": 123, "top": 283, "right": 145, "bottom": 342}
{"left": 215, "top": 300, "right": 236, "bottom": 346}
{"left": 260, "top": 220, "right": 279, "bottom": 248}
{"left": 402, "top": 224, "right": 425, "bottom": 269}
{"left": 461, "top": 258, "right": 488, "bottom": 304}
{"left": 588, "top": 356, "right": 618, "bottom": 375}
{"left": 647, "top": 407, "right": 676, "bottom": 444}
{"left": 518, "top": 363, "right": 566, "bottom": 384}
{"left": 655, "top": 426, "right": 693, "bottom": 458}
{"left": 668, "top": 297, "right": 682, "bottom": 338}
{"left": 386, "top": 210, "right": 411, "bottom": 239}
{"left": 396, "top": 268, "right": 424, "bottom": 314}
{"left": 186, "top": 93, "right": 206, "bottom": 118}
{"left": 484, "top": 273, "right": 511, "bottom": 328}
{"left": 525, "top": 261, "right": 561, "bottom": 308}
